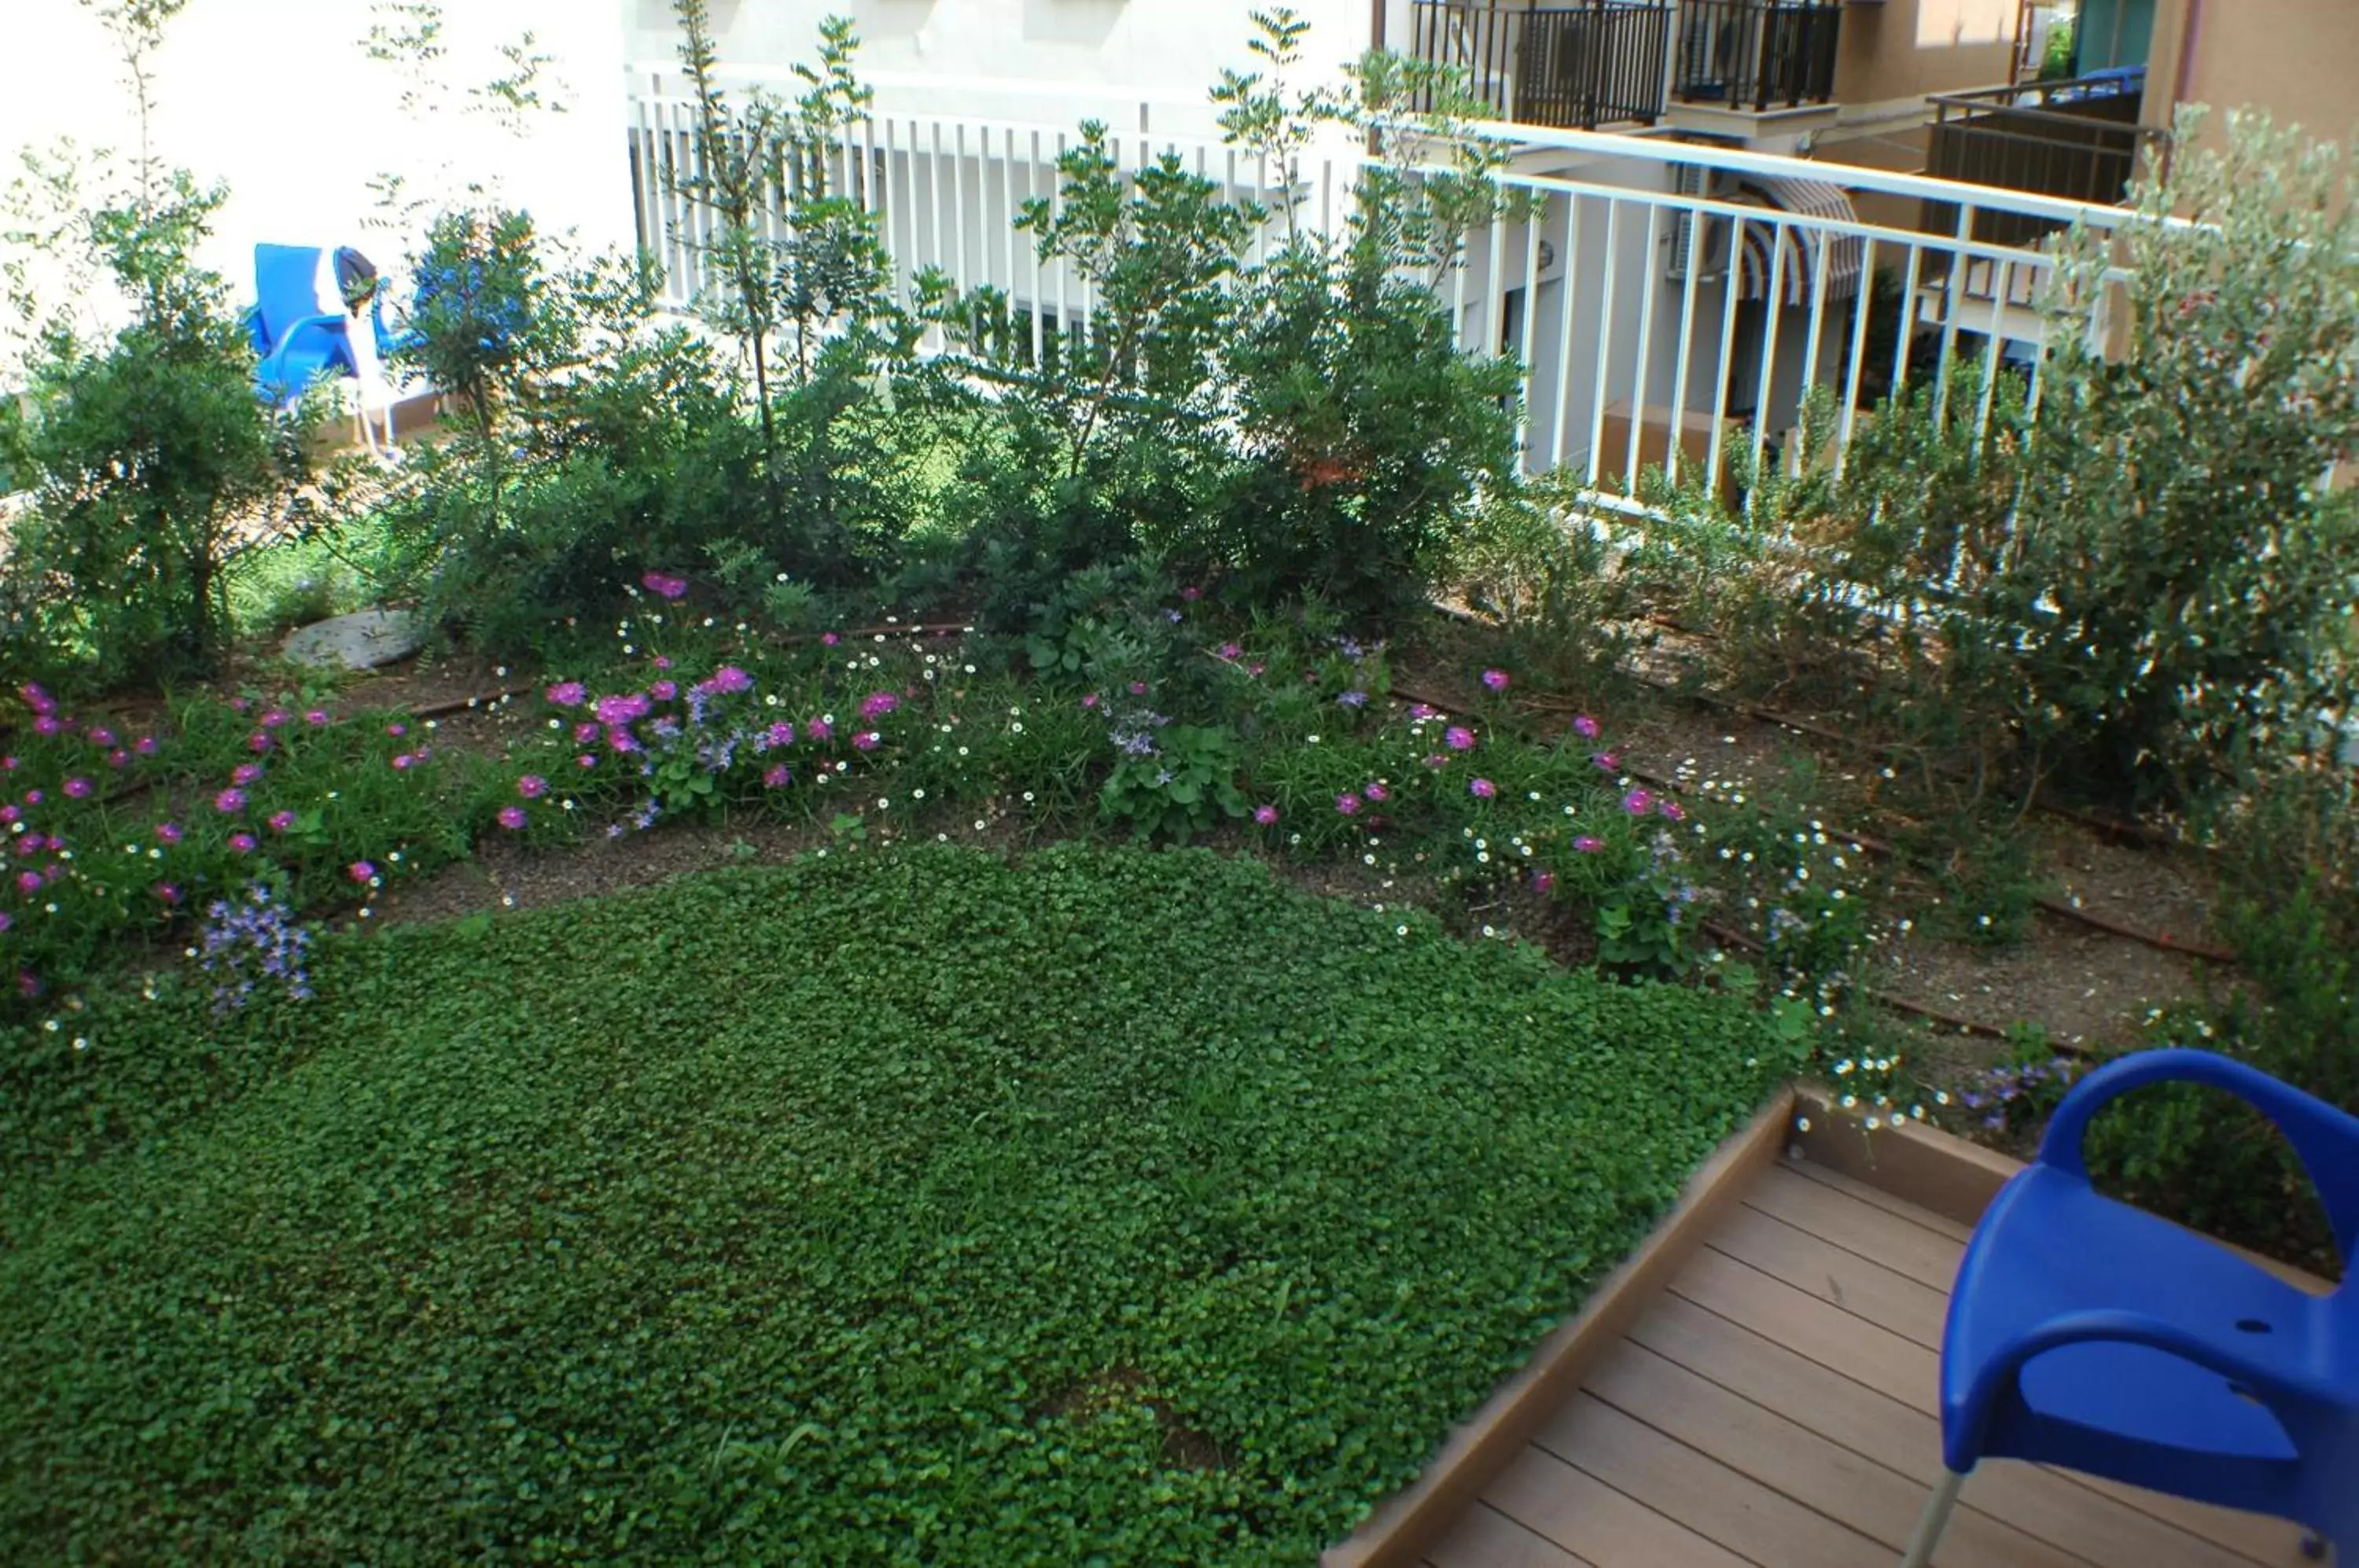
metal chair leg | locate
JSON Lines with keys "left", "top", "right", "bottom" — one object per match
{"left": 1899, "top": 1468, "right": 1967, "bottom": 1568}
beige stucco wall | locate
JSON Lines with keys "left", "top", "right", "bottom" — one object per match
{"left": 2144, "top": 0, "right": 2359, "bottom": 149}
{"left": 1831, "top": 0, "right": 2018, "bottom": 105}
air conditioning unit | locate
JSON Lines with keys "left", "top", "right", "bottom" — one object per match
{"left": 1665, "top": 160, "right": 1741, "bottom": 285}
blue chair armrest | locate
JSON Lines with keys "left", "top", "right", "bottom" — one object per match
{"left": 2036, "top": 1048, "right": 2359, "bottom": 1266}
{"left": 1956, "top": 1305, "right": 2341, "bottom": 1463}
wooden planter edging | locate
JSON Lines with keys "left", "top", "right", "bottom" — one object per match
{"left": 1319, "top": 1087, "right": 1796, "bottom": 1568}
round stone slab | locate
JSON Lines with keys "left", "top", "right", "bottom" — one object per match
{"left": 280, "top": 609, "right": 425, "bottom": 671}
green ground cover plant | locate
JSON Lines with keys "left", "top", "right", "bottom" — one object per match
{"left": 0, "top": 844, "right": 1801, "bottom": 1563}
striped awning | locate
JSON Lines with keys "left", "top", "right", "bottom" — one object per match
{"left": 1731, "top": 176, "right": 1865, "bottom": 307}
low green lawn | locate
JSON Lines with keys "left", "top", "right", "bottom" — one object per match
{"left": 0, "top": 845, "right": 1798, "bottom": 1564}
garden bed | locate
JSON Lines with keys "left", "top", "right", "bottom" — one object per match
{"left": 0, "top": 842, "right": 1801, "bottom": 1563}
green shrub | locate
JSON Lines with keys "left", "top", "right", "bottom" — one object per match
{"left": 0, "top": 845, "right": 1802, "bottom": 1562}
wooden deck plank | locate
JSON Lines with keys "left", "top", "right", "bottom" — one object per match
{"left": 1626, "top": 1291, "right": 2263, "bottom": 1568}
{"left": 1531, "top": 1392, "right": 1892, "bottom": 1568}
{"left": 1746, "top": 1164, "right": 1967, "bottom": 1290}
{"left": 1779, "top": 1156, "right": 1977, "bottom": 1242}
{"left": 1705, "top": 1205, "right": 1950, "bottom": 1346}
{"left": 1670, "top": 1239, "right": 2309, "bottom": 1565}
{"left": 1582, "top": 1338, "right": 2089, "bottom": 1568}
{"left": 1481, "top": 1444, "right": 1754, "bottom": 1568}
{"left": 1425, "top": 1501, "right": 1595, "bottom": 1568}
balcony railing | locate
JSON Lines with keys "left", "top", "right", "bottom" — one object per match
{"left": 1408, "top": 1, "right": 1672, "bottom": 131}
{"left": 1670, "top": 0, "right": 1842, "bottom": 112}
{"left": 1921, "top": 71, "right": 2164, "bottom": 248}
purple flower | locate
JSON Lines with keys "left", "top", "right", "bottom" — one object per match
{"left": 1364, "top": 782, "right": 1389, "bottom": 803}
{"left": 1621, "top": 788, "right": 1653, "bottom": 815}
{"left": 156, "top": 883, "right": 182, "bottom": 906}
{"left": 15, "top": 871, "right": 39, "bottom": 893}
{"left": 852, "top": 731, "right": 881, "bottom": 752}
{"left": 1129, "top": 681, "right": 1149, "bottom": 697}
{"left": 594, "top": 693, "right": 652, "bottom": 727}
{"left": 156, "top": 822, "right": 183, "bottom": 844}
{"left": 497, "top": 806, "right": 528, "bottom": 830}
{"left": 1217, "top": 642, "right": 1242, "bottom": 661}
{"left": 1338, "top": 690, "right": 1368, "bottom": 709}
{"left": 1335, "top": 793, "right": 1362, "bottom": 816}
{"left": 1422, "top": 753, "right": 1448, "bottom": 768}
{"left": 268, "top": 811, "right": 296, "bottom": 833}
{"left": 248, "top": 732, "right": 274, "bottom": 754}
{"left": 1082, "top": 693, "right": 1101, "bottom": 709}
{"left": 31, "top": 716, "right": 60, "bottom": 738}
{"left": 860, "top": 690, "right": 900, "bottom": 721}
{"left": 708, "top": 665, "right": 753, "bottom": 696}
{"left": 86, "top": 727, "right": 116, "bottom": 747}
{"left": 574, "top": 722, "right": 600, "bottom": 745}
{"left": 642, "top": 570, "right": 688, "bottom": 600}
{"left": 62, "top": 777, "right": 92, "bottom": 798}
{"left": 1591, "top": 751, "right": 1620, "bottom": 772}
{"left": 348, "top": 861, "right": 376, "bottom": 883}
{"left": 1470, "top": 778, "right": 1497, "bottom": 799}
{"left": 606, "top": 727, "right": 640, "bottom": 754}
{"left": 227, "top": 832, "right": 256, "bottom": 853}
{"left": 578, "top": 753, "right": 598, "bottom": 769}
{"left": 1571, "top": 714, "right": 1601, "bottom": 740}
{"left": 215, "top": 788, "right": 247, "bottom": 813}
{"left": 764, "top": 764, "right": 792, "bottom": 789}
{"left": 1573, "top": 835, "right": 1604, "bottom": 852}
{"left": 1408, "top": 703, "right": 1440, "bottom": 720}
{"left": 305, "top": 709, "right": 330, "bottom": 727}
{"left": 231, "top": 763, "right": 264, "bottom": 786}
{"left": 822, "top": 632, "right": 840, "bottom": 646}
{"left": 808, "top": 719, "right": 834, "bottom": 744}
{"left": 134, "top": 735, "right": 160, "bottom": 755}
{"left": 1658, "top": 799, "right": 1687, "bottom": 822}
{"left": 653, "top": 655, "right": 673, "bottom": 672}
{"left": 107, "top": 749, "right": 128, "bottom": 768}
{"left": 517, "top": 775, "right": 548, "bottom": 799}
{"left": 547, "top": 682, "right": 587, "bottom": 708}
{"left": 1180, "top": 586, "right": 1202, "bottom": 602}
{"left": 1253, "top": 804, "right": 1279, "bottom": 826}
{"left": 1531, "top": 870, "right": 1557, "bottom": 894}
{"left": 763, "top": 721, "right": 795, "bottom": 750}
{"left": 650, "top": 680, "right": 679, "bottom": 703}
{"left": 1444, "top": 726, "right": 1475, "bottom": 752}
{"left": 1481, "top": 668, "right": 1510, "bottom": 692}
{"left": 392, "top": 753, "right": 417, "bottom": 771}
{"left": 260, "top": 709, "right": 290, "bottom": 728}
{"left": 386, "top": 723, "right": 406, "bottom": 738}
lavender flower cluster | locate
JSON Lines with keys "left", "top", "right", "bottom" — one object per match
{"left": 197, "top": 884, "right": 313, "bottom": 1012}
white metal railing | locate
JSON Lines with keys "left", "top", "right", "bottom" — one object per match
{"left": 623, "top": 75, "right": 2130, "bottom": 501}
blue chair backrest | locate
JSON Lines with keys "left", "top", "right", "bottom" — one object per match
{"left": 253, "top": 245, "right": 329, "bottom": 347}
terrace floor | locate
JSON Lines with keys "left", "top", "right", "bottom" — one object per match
{"left": 1419, "top": 1158, "right": 2317, "bottom": 1568}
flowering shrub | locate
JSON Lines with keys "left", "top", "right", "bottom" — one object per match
{"left": 1098, "top": 721, "right": 1247, "bottom": 842}
{"left": 195, "top": 883, "right": 314, "bottom": 1012}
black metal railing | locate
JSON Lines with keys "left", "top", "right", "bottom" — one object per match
{"left": 1670, "top": 1, "right": 1842, "bottom": 111}
{"left": 1920, "top": 71, "right": 2163, "bottom": 248}
{"left": 1410, "top": 1, "right": 1672, "bottom": 131}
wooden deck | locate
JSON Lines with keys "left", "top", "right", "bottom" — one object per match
{"left": 1419, "top": 1157, "right": 2317, "bottom": 1568}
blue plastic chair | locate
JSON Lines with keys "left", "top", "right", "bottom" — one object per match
{"left": 1901, "top": 1048, "right": 2357, "bottom": 1566}
{"left": 247, "top": 244, "right": 360, "bottom": 408}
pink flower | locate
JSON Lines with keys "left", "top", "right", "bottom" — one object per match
{"left": 1622, "top": 788, "right": 1653, "bottom": 815}
{"left": 594, "top": 693, "right": 651, "bottom": 727}
{"left": 260, "top": 709, "right": 290, "bottom": 728}
{"left": 763, "top": 722, "right": 795, "bottom": 749}
{"left": 386, "top": 723, "right": 406, "bottom": 738}
{"left": 248, "top": 731, "right": 274, "bottom": 753}
{"left": 392, "top": 753, "right": 417, "bottom": 771}
{"left": 642, "top": 570, "right": 687, "bottom": 600}
{"left": 107, "top": 749, "right": 128, "bottom": 768}
{"left": 156, "top": 822, "right": 182, "bottom": 844}
{"left": 577, "top": 753, "right": 598, "bottom": 769}
{"left": 1246, "top": 662, "right": 1266, "bottom": 677}
{"left": 86, "top": 727, "right": 115, "bottom": 747}
{"left": 1531, "top": 870, "right": 1557, "bottom": 895}
{"left": 1571, "top": 714, "right": 1601, "bottom": 740}
{"left": 1481, "top": 668, "right": 1511, "bottom": 692}
{"left": 649, "top": 680, "right": 679, "bottom": 703}
{"left": 497, "top": 806, "right": 528, "bottom": 830}
{"left": 653, "top": 655, "right": 673, "bottom": 672}
{"left": 15, "top": 871, "right": 39, "bottom": 893}
{"left": 574, "top": 722, "right": 599, "bottom": 745}
{"left": 230, "top": 698, "right": 251, "bottom": 713}
{"left": 0, "top": 806, "right": 14, "bottom": 823}
{"left": 1591, "top": 751, "right": 1619, "bottom": 772}
{"left": 605, "top": 727, "right": 640, "bottom": 754}
{"left": 1658, "top": 799, "right": 1687, "bottom": 822}
{"left": 1335, "top": 793, "right": 1362, "bottom": 815}
{"left": 63, "top": 777, "right": 92, "bottom": 798}
{"left": 1409, "top": 703, "right": 1440, "bottom": 720}
{"left": 227, "top": 832, "right": 256, "bottom": 853}
{"left": 22, "top": 790, "right": 40, "bottom": 806}
{"left": 215, "top": 788, "right": 247, "bottom": 813}
{"left": 859, "top": 691, "right": 900, "bottom": 721}
{"left": 1445, "top": 726, "right": 1476, "bottom": 752}
{"left": 1217, "top": 642, "right": 1242, "bottom": 661}
{"left": 852, "top": 731, "right": 881, "bottom": 752}
{"left": 1573, "top": 835, "right": 1604, "bottom": 852}
{"left": 547, "top": 682, "right": 587, "bottom": 707}
{"left": 1470, "top": 778, "right": 1497, "bottom": 799}
{"left": 1253, "top": 804, "right": 1279, "bottom": 825}
{"left": 808, "top": 719, "right": 834, "bottom": 744}
{"left": 764, "top": 764, "right": 791, "bottom": 789}
{"left": 517, "top": 775, "right": 548, "bottom": 799}
{"left": 305, "top": 709, "right": 330, "bottom": 727}
{"left": 822, "top": 632, "right": 840, "bottom": 646}
{"left": 134, "top": 735, "right": 160, "bottom": 755}
{"left": 268, "top": 811, "right": 296, "bottom": 833}
{"left": 231, "top": 763, "right": 263, "bottom": 786}
{"left": 1180, "top": 586, "right": 1202, "bottom": 602}
{"left": 1081, "top": 694, "right": 1101, "bottom": 709}
{"left": 32, "top": 716, "right": 61, "bottom": 737}
{"left": 349, "top": 861, "right": 376, "bottom": 882}
{"left": 156, "top": 884, "right": 182, "bottom": 906}
{"left": 1129, "top": 681, "right": 1149, "bottom": 696}
{"left": 1423, "top": 753, "right": 1448, "bottom": 768}
{"left": 1364, "top": 781, "right": 1389, "bottom": 803}
{"left": 707, "top": 665, "right": 753, "bottom": 695}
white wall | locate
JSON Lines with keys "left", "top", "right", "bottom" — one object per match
{"left": 624, "top": 0, "right": 1376, "bottom": 141}
{"left": 1, "top": 0, "right": 631, "bottom": 360}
